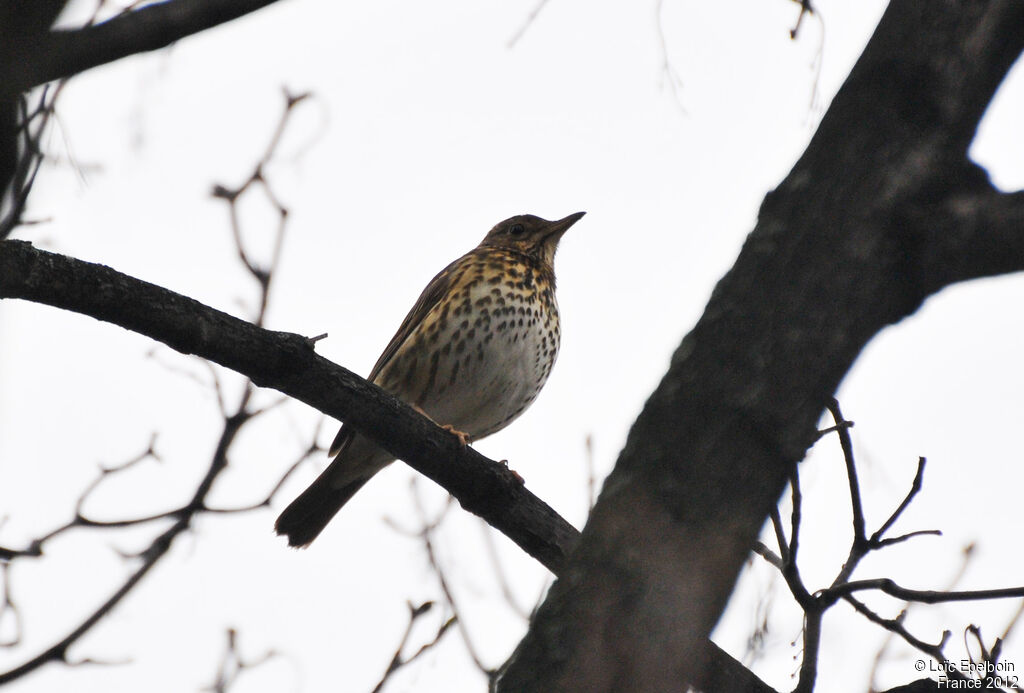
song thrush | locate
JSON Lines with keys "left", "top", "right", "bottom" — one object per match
{"left": 275, "top": 211, "right": 585, "bottom": 547}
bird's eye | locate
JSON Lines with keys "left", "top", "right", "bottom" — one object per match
{"left": 509, "top": 223, "right": 525, "bottom": 235}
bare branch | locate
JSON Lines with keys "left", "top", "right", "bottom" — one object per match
{"left": 751, "top": 541, "right": 783, "bottom": 571}
{"left": 654, "top": 0, "right": 686, "bottom": 112}
{"left": 506, "top": 0, "right": 552, "bottom": 50}
{"left": 2, "top": 0, "right": 286, "bottom": 95}
{"left": 0, "top": 240, "right": 580, "bottom": 574}
{"left": 411, "top": 481, "right": 496, "bottom": 680}
{"left": 763, "top": 406, "right": 1010, "bottom": 693}
{"left": 0, "top": 436, "right": 171, "bottom": 559}
{"left": 0, "top": 564, "right": 22, "bottom": 648}
{"left": 0, "top": 88, "right": 56, "bottom": 238}
{"left": 870, "top": 457, "right": 928, "bottom": 546}
{"left": 823, "top": 579, "right": 1024, "bottom": 607}
{"left": 787, "top": 465, "right": 804, "bottom": 577}
{"left": 203, "top": 628, "right": 280, "bottom": 693}
{"left": 826, "top": 399, "right": 866, "bottom": 551}
{"left": 846, "top": 596, "right": 965, "bottom": 683}
{"left": 212, "top": 89, "right": 310, "bottom": 322}
{"left": 204, "top": 421, "right": 324, "bottom": 513}
{"left": 868, "top": 543, "right": 977, "bottom": 690}
{"left": 769, "top": 505, "right": 788, "bottom": 566}
{"left": 370, "top": 602, "right": 456, "bottom": 693}
{"left": 0, "top": 518, "right": 180, "bottom": 684}
{"left": 0, "top": 87, "right": 311, "bottom": 685}
{"left": 789, "top": 0, "right": 815, "bottom": 40}
{"left": 871, "top": 529, "right": 943, "bottom": 549}
{"left": 481, "top": 524, "right": 533, "bottom": 621}
{"left": 998, "top": 600, "right": 1024, "bottom": 656}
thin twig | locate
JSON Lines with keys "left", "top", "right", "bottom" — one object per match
{"left": 0, "top": 87, "right": 314, "bottom": 686}
{"left": 752, "top": 541, "right": 783, "bottom": 570}
{"left": 1, "top": 436, "right": 166, "bottom": 558}
{"left": 211, "top": 88, "right": 310, "bottom": 321}
{"left": 480, "top": 524, "right": 531, "bottom": 620}
{"left": 846, "top": 595, "right": 965, "bottom": 681}
{"left": 0, "top": 564, "right": 22, "bottom": 648}
{"left": 764, "top": 402, "right": 1004, "bottom": 692}
{"left": 370, "top": 601, "right": 456, "bottom": 693}
{"left": 654, "top": 0, "right": 686, "bottom": 113}
{"left": 821, "top": 579, "right": 1024, "bottom": 607}
{"left": 204, "top": 424, "right": 323, "bottom": 513}
{"left": 1, "top": 85, "right": 61, "bottom": 238}
{"left": 789, "top": 0, "right": 815, "bottom": 40}
{"left": 506, "top": 0, "right": 552, "bottom": 49}
{"left": 770, "top": 505, "right": 789, "bottom": 565}
{"left": 867, "top": 543, "right": 977, "bottom": 689}
{"left": 788, "top": 465, "right": 804, "bottom": 570}
{"left": 411, "top": 481, "right": 496, "bottom": 681}
{"left": 202, "top": 628, "right": 280, "bottom": 693}
{"left": 869, "top": 457, "right": 927, "bottom": 545}
{"left": 827, "top": 399, "right": 866, "bottom": 551}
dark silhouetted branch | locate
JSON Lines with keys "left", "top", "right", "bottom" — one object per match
{"left": 1, "top": 0, "right": 285, "bottom": 96}
{"left": 0, "top": 239, "right": 580, "bottom": 575}
{"left": 203, "top": 628, "right": 280, "bottom": 693}
{"left": 370, "top": 602, "right": 456, "bottom": 693}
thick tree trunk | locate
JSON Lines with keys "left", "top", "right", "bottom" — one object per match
{"left": 496, "top": 2, "right": 1024, "bottom": 690}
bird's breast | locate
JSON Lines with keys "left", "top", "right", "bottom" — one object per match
{"left": 378, "top": 255, "right": 560, "bottom": 440}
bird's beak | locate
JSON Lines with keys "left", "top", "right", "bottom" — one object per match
{"left": 544, "top": 211, "right": 586, "bottom": 241}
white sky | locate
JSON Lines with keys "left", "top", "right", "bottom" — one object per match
{"left": 2, "top": 1, "right": 1024, "bottom": 691}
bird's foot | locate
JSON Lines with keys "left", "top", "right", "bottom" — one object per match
{"left": 499, "top": 459, "right": 525, "bottom": 484}
{"left": 410, "top": 405, "right": 470, "bottom": 446}
{"left": 442, "top": 424, "right": 471, "bottom": 447}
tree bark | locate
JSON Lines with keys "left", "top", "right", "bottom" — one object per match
{"left": 496, "top": 1, "right": 1024, "bottom": 690}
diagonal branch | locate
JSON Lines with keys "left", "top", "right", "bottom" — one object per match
{"left": 0, "top": 240, "right": 773, "bottom": 691}
{"left": 846, "top": 596, "right": 960, "bottom": 681}
{"left": 370, "top": 602, "right": 456, "bottom": 693}
{"left": 1, "top": 0, "right": 285, "bottom": 97}
{"left": 0, "top": 400, "right": 257, "bottom": 685}
{"left": 0, "top": 239, "right": 579, "bottom": 575}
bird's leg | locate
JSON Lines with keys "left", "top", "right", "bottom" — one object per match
{"left": 411, "top": 404, "right": 470, "bottom": 447}
{"left": 441, "top": 424, "right": 471, "bottom": 447}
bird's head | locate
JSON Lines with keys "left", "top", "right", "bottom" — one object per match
{"left": 479, "top": 212, "right": 586, "bottom": 267}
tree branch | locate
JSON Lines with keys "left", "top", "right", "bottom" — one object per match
{"left": 1, "top": 0, "right": 286, "bottom": 97}
{"left": 0, "top": 237, "right": 774, "bottom": 690}
{"left": 0, "top": 239, "right": 579, "bottom": 575}
{"left": 824, "top": 580, "right": 1024, "bottom": 608}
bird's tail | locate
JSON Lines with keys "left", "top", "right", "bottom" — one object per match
{"left": 274, "top": 470, "right": 369, "bottom": 548}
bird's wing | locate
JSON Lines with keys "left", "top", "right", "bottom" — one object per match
{"left": 367, "top": 254, "right": 468, "bottom": 382}
{"left": 328, "top": 253, "right": 469, "bottom": 458}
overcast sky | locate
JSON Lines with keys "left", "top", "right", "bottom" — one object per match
{"left": 2, "top": 1, "right": 1024, "bottom": 691}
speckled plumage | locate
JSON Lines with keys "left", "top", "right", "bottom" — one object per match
{"left": 275, "top": 212, "right": 585, "bottom": 547}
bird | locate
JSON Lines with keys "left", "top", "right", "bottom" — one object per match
{"left": 275, "top": 211, "right": 586, "bottom": 547}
